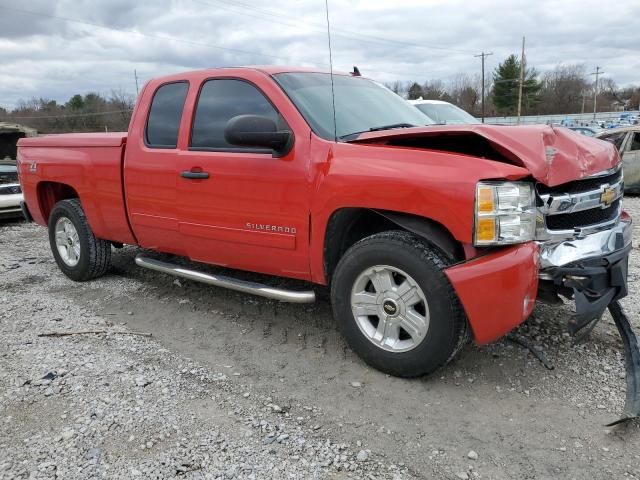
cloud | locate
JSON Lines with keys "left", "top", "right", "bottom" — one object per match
{"left": 0, "top": 0, "right": 638, "bottom": 109}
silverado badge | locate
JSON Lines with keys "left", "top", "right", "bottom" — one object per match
{"left": 600, "top": 186, "right": 616, "bottom": 207}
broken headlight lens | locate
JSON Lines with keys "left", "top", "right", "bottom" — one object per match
{"left": 474, "top": 181, "right": 535, "bottom": 246}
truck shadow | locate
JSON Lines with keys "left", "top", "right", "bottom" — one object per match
{"left": 86, "top": 246, "right": 630, "bottom": 411}
{"left": 0, "top": 218, "right": 25, "bottom": 227}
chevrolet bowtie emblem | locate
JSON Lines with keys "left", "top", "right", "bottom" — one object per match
{"left": 601, "top": 186, "right": 616, "bottom": 206}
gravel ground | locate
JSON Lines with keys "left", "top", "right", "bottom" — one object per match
{"left": 1, "top": 198, "right": 640, "bottom": 479}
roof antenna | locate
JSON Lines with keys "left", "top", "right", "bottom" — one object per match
{"left": 324, "top": 0, "right": 337, "bottom": 142}
{"left": 351, "top": 66, "right": 361, "bottom": 77}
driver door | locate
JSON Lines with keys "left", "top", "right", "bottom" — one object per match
{"left": 176, "top": 78, "right": 311, "bottom": 280}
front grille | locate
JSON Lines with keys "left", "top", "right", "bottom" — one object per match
{"left": 545, "top": 198, "right": 620, "bottom": 230}
{"left": 537, "top": 168, "right": 622, "bottom": 195}
{"left": 538, "top": 167, "right": 624, "bottom": 236}
{"left": 0, "top": 184, "right": 21, "bottom": 195}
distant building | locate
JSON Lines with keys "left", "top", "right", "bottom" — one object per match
{"left": 610, "top": 100, "right": 626, "bottom": 112}
{"left": 0, "top": 123, "right": 37, "bottom": 160}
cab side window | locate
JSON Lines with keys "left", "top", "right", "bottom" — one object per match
{"left": 190, "top": 79, "right": 283, "bottom": 151}
{"left": 145, "top": 82, "right": 189, "bottom": 148}
{"left": 630, "top": 132, "right": 640, "bottom": 152}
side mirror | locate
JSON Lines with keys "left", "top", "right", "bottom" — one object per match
{"left": 224, "top": 115, "right": 293, "bottom": 156}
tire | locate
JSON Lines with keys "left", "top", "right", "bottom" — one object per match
{"left": 48, "top": 199, "right": 111, "bottom": 281}
{"left": 330, "top": 230, "right": 469, "bottom": 377}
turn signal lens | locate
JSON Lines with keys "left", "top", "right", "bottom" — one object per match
{"left": 475, "top": 217, "right": 496, "bottom": 242}
{"left": 474, "top": 181, "right": 535, "bottom": 246}
{"left": 477, "top": 186, "right": 495, "bottom": 213}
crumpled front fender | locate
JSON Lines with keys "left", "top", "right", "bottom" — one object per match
{"left": 445, "top": 243, "right": 539, "bottom": 344}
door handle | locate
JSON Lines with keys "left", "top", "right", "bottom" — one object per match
{"left": 181, "top": 170, "right": 210, "bottom": 179}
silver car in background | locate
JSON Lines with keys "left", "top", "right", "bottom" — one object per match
{"left": 0, "top": 160, "right": 23, "bottom": 219}
{"left": 596, "top": 126, "right": 640, "bottom": 193}
{"left": 409, "top": 99, "right": 480, "bottom": 125}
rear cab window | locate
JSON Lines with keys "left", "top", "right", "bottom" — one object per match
{"left": 145, "top": 82, "right": 189, "bottom": 148}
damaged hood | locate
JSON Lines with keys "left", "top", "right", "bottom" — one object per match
{"left": 348, "top": 124, "right": 620, "bottom": 186}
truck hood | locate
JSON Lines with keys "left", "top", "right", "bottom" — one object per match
{"left": 348, "top": 124, "right": 619, "bottom": 186}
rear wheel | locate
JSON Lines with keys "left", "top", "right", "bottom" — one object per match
{"left": 48, "top": 199, "right": 111, "bottom": 281}
{"left": 331, "top": 231, "right": 468, "bottom": 377}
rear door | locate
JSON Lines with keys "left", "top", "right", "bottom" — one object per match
{"left": 176, "top": 77, "right": 311, "bottom": 280}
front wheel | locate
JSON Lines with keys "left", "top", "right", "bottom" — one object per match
{"left": 48, "top": 199, "right": 112, "bottom": 281}
{"left": 330, "top": 231, "right": 468, "bottom": 377}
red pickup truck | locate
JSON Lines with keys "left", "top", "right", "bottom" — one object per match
{"left": 17, "top": 66, "right": 632, "bottom": 380}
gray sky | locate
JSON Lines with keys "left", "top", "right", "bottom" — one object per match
{"left": 1, "top": 0, "right": 639, "bottom": 109}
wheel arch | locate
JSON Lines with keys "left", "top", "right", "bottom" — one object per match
{"left": 323, "top": 207, "right": 464, "bottom": 283}
{"left": 37, "top": 181, "right": 80, "bottom": 222}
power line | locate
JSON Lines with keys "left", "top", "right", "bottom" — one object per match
{"left": 0, "top": 4, "right": 288, "bottom": 62}
{"left": 0, "top": 1, "right": 487, "bottom": 91}
{"left": 0, "top": 4, "right": 372, "bottom": 78}
{"left": 0, "top": 3, "right": 467, "bottom": 82}
{"left": 192, "top": 0, "right": 476, "bottom": 55}
{"left": 0, "top": 1, "right": 491, "bottom": 106}
{"left": 1, "top": 109, "right": 132, "bottom": 120}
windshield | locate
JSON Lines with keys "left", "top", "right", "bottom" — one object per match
{"left": 273, "top": 72, "right": 433, "bottom": 140}
{"left": 414, "top": 103, "right": 479, "bottom": 125}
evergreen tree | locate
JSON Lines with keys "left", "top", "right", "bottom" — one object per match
{"left": 66, "top": 94, "right": 84, "bottom": 110}
{"left": 491, "top": 54, "right": 541, "bottom": 115}
{"left": 407, "top": 82, "right": 424, "bottom": 100}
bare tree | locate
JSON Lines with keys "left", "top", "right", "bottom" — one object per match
{"left": 538, "top": 64, "right": 589, "bottom": 114}
{"left": 447, "top": 74, "right": 481, "bottom": 115}
{"left": 597, "top": 77, "right": 623, "bottom": 111}
{"left": 2, "top": 92, "right": 134, "bottom": 133}
{"left": 421, "top": 80, "right": 448, "bottom": 100}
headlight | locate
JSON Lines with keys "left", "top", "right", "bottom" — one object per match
{"left": 474, "top": 181, "right": 535, "bottom": 246}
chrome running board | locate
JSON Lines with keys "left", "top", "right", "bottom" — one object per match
{"left": 135, "top": 254, "right": 316, "bottom": 304}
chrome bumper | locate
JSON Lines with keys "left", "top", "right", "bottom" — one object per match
{"left": 537, "top": 216, "right": 632, "bottom": 335}
{"left": 538, "top": 216, "right": 633, "bottom": 274}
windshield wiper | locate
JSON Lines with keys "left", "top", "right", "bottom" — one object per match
{"left": 368, "top": 122, "right": 418, "bottom": 132}
{"left": 339, "top": 123, "right": 419, "bottom": 141}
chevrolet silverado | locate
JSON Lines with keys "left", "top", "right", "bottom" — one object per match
{"left": 17, "top": 68, "right": 636, "bottom": 418}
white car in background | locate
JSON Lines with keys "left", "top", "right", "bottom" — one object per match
{"left": 409, "top": 99, "right": 480, "bottom": 125}
{"left": 0, "top": 160, "right": 24, "bottom": 220}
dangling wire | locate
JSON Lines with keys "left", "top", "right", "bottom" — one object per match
{"left": 324, "top": 0, "right": 337, "bottom": 142}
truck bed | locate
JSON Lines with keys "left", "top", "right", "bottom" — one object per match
{"left": 18, "top": 132, "right": 127, "bottom": 148}
{"left": 17, "top": 132, "right": 136, "bottom": 245}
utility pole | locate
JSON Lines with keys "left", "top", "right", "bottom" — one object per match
{"left": 590, "top": 66, "right": 604, "bottom": 121}
{"left": 516, "top": 36, "right": 525, "bottom": 124}
{"left": 474, "top": 51, "right": 493, "bottom": 123}
{"left": 134, "top": 69, "right": 140, "bottom": 97}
